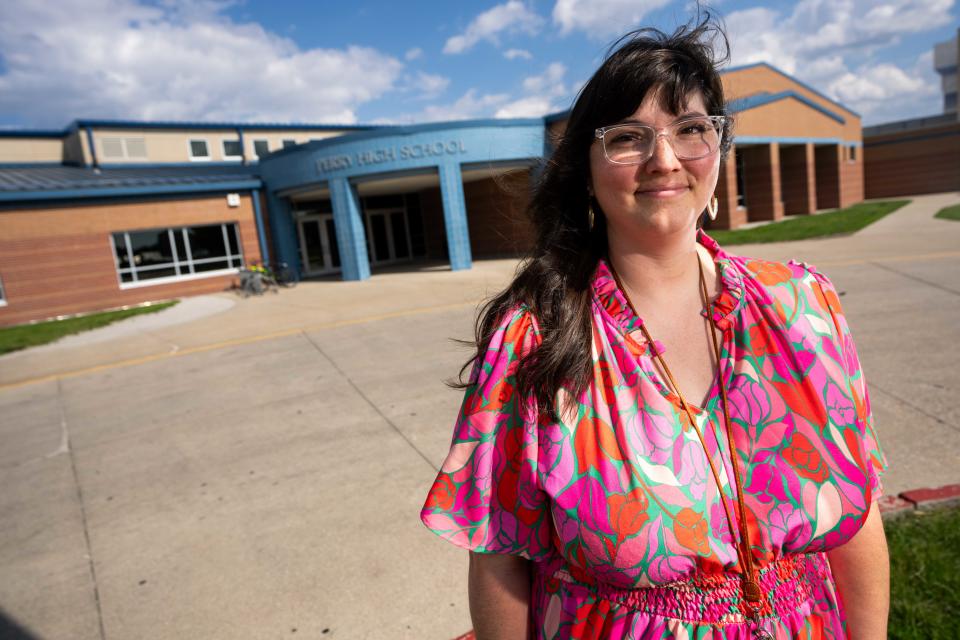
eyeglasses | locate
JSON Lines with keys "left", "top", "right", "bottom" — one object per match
{"left": 594, "top": 115, "right": 727, "bottom": 165}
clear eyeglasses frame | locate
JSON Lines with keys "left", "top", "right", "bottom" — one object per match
{"left": 594, "top": 115, "right": 728, "bottom": 165}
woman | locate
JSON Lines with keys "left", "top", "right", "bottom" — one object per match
{"left": 422, "top": 15, "right": 888, "bottom": 640}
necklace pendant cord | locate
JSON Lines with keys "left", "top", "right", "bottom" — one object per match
{"left": 608, "top": 254, "right": 766, "bottom": 610}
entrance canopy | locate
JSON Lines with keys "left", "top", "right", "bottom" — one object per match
{"left": 258, "top": 119, "right": 546, "bottom": 280}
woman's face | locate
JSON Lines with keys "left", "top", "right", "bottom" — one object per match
{"left": 589, "top": 90, "right": 721, "bottom": 243}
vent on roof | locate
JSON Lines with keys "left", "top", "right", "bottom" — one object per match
{"left": 101, "top": 137, "right": 148, "bottom": 160}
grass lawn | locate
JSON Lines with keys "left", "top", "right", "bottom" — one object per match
{"left": 887, "top": 506, "right": 960, "bottom": 639}
{"left": 0, "top": 301, "right": 178, "bottom": 356}
{"left": 934, "top": 203, "right": 960, "bottom": 221}
{"left": 707, "top": 200, "right": 910, "bottom": 245}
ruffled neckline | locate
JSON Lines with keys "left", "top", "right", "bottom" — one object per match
{"left": 592, "top": 230, "right": 745, "bottom": 347}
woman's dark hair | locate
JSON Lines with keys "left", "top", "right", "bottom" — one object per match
{"left": 458, "top": 12, "right": 733, "bottom": 419}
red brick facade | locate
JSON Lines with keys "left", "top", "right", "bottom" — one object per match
{"left": 0, "top": 194, "right": 261, "bottom": 326}
{"left": 864, "top": 123, "right": 960, "bottom": 198}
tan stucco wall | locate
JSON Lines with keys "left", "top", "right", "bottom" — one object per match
{"left": 87, "top": 128, "right": 351, "bottom": 163}
{"left": 722, "top": 66, "right": 862, "bottom": 141}
{"left": 0, "top": 138, "right": 64, "bottom": 163}
{"left": 734, "top": 98, "right": 853, "bottom": 141}
{"left": 242, "top": 130, "right": 347, "bottom": 160}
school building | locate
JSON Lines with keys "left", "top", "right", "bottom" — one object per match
{"left": 0, "top": 63, "right": 865, "bottom": 326}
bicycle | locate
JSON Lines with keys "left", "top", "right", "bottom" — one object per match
{"left": 270, "top": 262, "right": 298, "bottom": 288}
{"left": 237, "top": 264, "right": 279, "bottom": 297}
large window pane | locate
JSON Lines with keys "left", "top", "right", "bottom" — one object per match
{"left": 254, "top": 140, "right": 270, "bottom": 158}
{"left": 227, "top": 225, "right": 240, "bottom": 256}
{"left": 112, "top": 233, "right": 131, "bottom": 268}
{"left": 112, "top": 223, "right": 241, "bottom": 286}
{"left": 135, "top": 266, "right": 178, "bottom": 280}
{"left": 128, "top": 229, "right": 175, "bottom": 267}
{"left": 194, "top": 259, "right": 231, "bottom": 272}
{"left": 186, "top": 225, "right": 227, "bottom": 260}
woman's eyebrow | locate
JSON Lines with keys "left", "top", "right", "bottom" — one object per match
{"left": 613, "top": 112, "right": 708, "bottom": 126}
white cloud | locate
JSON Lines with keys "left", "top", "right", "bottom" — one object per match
{"left": 0, "top": 0, "right": 404, "bottom": 126}
{"left": 405, "top": 47, "right": 423, "bottom": 61}
{"left": 420, "top": 89, "right": 511, "bottom": 121}
{"left": 522, "top": 62, "right": 567, "bottom": 97}
{"left": 412, "top": 71, "right": 451, "bottom": 99}
{"left": 443, "top": 1, "right": 543, "bottom": 54}
{"left": 552, "top": 0, "right": 673, "bottom": 38}
{"left": 504, "top": 48, "right": 533, "bottom": 60}
{"left": 725, "top": 0, "right": 954, "bottom": 123}
{"left": 495, "top": 96, "right": 556, "bottom": 118}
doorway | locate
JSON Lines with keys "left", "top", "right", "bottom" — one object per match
{"left": 297, "top": 214, "right": 341, "bottom": 275}
{"left": 364, "top": 208, "right": 413, "bottom": 266}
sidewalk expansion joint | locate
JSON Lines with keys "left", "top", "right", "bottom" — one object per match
{"left": 59, "top": 379, "right": 107, "bottom": 640}
{"left": 870, "top": 381, "right": 959, "bottom": 433}
{"left": 867, "top": 260, "right": 960, "bottom": 297}
{"left": 299, "top": 331, "right": 439, "bottom": 473}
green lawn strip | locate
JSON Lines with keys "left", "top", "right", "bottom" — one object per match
{"left": 707, "top": 200, "right": 910, "bottom": 245}
{"left": 0, "top": 300, "right": 178, "bottom": 356}
{"left": 933, "top": 204, "right": 960, "bottom": 221}
{"left": 887, "top": 507, "right": 960, "bottom": 639}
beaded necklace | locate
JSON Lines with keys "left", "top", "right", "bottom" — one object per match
{"left": 610, "top": 253, "right": 773, "bottom": 640}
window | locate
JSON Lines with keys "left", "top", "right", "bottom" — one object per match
{"left": 849, "top": 145, "right": 857, "bottom": 163}
{"left": 189, "top": 139, "right": 211, "bottom": 161}
{"left": 282, "top": 139, "right": 297, "bottom": 149}
{"left": 253, "top": 139, "right": 270, "bottom": 159}
{"left": 0, "top": 273, "right": 6, "bottom": 306}
{"left": 222, "top": 139, "right": 243, "bottom": 160}
{"left": 101, "top": 136, "right": 148, "bottom": 160}
{"left": 111, "top": 223, "right": 243, "bottom": 286}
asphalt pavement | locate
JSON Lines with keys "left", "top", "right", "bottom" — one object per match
{"left": 1, "top": 191, "right": 958, "bottom": 639}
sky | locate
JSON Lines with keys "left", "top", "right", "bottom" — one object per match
{"left": 0, "top": 0, "right": 956, "bottom": 129}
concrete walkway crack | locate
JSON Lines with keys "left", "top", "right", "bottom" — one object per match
{"left": 868, "top": 260, "right": 960, "bottom": 296}
{"left": 59, "top": 379, "right": 107, "bottom": 640}
{"left": 870, "top": 379, "right": 960, "bottom": 434}
{"left": 300, "top": 331, "right": 439, "bottom": 472}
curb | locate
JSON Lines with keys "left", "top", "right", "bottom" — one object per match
{"left": 880, "top": 483, "right": 960, "bottom": 519}
{"left": 451, "top": 484, "right": 960, "bottom": 640}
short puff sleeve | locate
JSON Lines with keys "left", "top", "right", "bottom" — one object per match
{"left": 802, "top": 263, "right": 887, "bottom": 499}
{"left": 420, "top": 306, "right": 552, "bottom": 560}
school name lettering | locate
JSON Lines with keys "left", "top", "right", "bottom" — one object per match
{"left": 316, "top": 140, "right": 467, "bottom": 173}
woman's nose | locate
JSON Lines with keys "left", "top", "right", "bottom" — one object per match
{"left": 644, "top": 134, "right": 683, "bottom": 173}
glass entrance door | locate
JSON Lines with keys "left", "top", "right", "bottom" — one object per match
{"left": 297, "top": 214, "right": 340, "bottom": 276}
{"left": 365, "top": 208, "right": 412, "bottom": 266}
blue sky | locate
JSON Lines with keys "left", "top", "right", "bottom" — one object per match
{"left": 0, "top": 0, "right": 955, "bottom": 129}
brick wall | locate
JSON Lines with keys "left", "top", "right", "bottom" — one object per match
{"left": 713, "top": 147, "right": 747, "bottom": 229}
{"left": 0, "top": 193, "right": 261, "bottom": 326}
{"left": 864, "top": 123, "right": 960, "bottom": 198}
{"left": 814, "top": 145, "right": 842, "bottom": 210}
{"left": 740, "top": 144, "right": 784, "bottom": 221}
{"left": 463, "top": 171, "right": 534, "bottom": 258}
{"left": 779, "top": 143, "right": 816, "bottom": 215}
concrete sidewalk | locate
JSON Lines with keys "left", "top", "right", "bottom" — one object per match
{"left": 1, "top": 192, "right": 958, "bottom": 639}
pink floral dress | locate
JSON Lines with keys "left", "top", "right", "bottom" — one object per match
{"left": 422, "top": 232, "right": 885, "bottom": 639}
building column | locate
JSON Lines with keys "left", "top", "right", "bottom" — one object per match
{"left": 779, "top": 143, "right": 817, "bottom": 215}
{"left": 438, "top": 162, "right": 472, "bottom": 271}
{"left": 814, "top": 144, "right": 842, "bottom": 210}
{"left": 329, "top": 177, "right": 371, "bottom": 281}
{"left": 713, "top": 145, "right": 747, "bottom": 229}
{"left": 251, "top": 188, "right": 271, "bottom": 266}
{"left": 742, "top": 143, "right": 784, "bottom": 222}
{"left": 264, "top": 190, "right": 301, "bottom": 275}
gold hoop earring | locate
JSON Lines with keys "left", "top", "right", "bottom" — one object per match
{"left": 707, "top": 196, "right": 719, "bottom": 221}
{"left": 588, "top": 205, "right": 595, "bottom": 230}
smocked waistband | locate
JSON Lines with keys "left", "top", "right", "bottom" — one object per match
{"left": 548, "top": 554, "right": 828, "bottom": 625}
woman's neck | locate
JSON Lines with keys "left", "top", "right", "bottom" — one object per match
{"left": 607, "top": 229, "right": 712, "bottom": 309}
